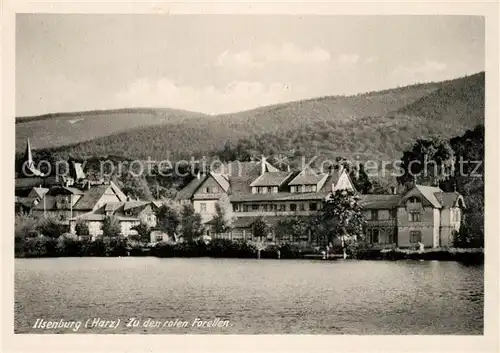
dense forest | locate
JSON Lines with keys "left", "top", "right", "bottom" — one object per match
{"left": 16, "top": 73, "right": 484, "bottom": 163}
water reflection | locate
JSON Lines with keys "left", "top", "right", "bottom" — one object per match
{"left": 15, "top": 258, "right": 483, "bottom": 334}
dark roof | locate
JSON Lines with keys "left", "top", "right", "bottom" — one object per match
{"left": 15, "top": 196, "right": 36, "bottom": 208}
{"left": 358, "top": 194, "right": 401, "bottom": 209}
{"left": 30, "top": 187, "right": 49, "bottom": 199}
{"left": 72, "top": 182, "right": 125, "bottom": 210}
{"left": 15, "top": 176, "right": 59, "bottom": 190}
{"left": 123, "top": 200, "right": 150, "bottom": 211}
{"left": 249, "top": 172, "right": 293, "bottom": 187}
{"left": 288, "top": 170, "right": 328, "bottom": 186}
{"left": 228, "top": 176, "right": 254, "bottom": 195}
{"left": 230, "top": 192, "right": 326, "bottom": 202}
{"left": 215, "top": 160, "right": 281, "bottom": 178}
{"left": 174, "top": 176, "right": 206, "bottom": 200}
{"left": 434, "top": 192, "right": 463, "bottom": 208}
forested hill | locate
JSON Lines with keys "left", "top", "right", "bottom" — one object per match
{"left": 19, "top": 72, "right": 484, "bottom": 161}
{"left": 15, "top": 107, "right": 209, "bottom": 151}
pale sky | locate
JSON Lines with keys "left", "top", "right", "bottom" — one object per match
{"left": 16, "top": 15, "right": 484, "bottom": 116}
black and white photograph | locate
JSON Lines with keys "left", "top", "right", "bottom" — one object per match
{"left": 3, "top": 5, "right": 498, "bottom": 346}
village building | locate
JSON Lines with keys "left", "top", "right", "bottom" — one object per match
{"left": 69, "top": 200, "right": 158, "bottom": 239}
{"left": 176, "top": 157, "right": 465, "bottom": 249}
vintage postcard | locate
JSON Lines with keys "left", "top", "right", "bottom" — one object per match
{"left": 2, "top": 1, "right": 499, "bottom": 352}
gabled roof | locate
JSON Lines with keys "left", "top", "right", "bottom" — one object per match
{"left": 400, "top": 185, "right": 443, "bottom": 208}
{"left": 249, "top": 171, "right": 292, "bottom": 187}
{"left": 175, "top": 176, "right": 206, "bottom": 200}
{"left": 210, "top": 172, "right": 230, "bottom": 192}
{"left": 358, "top": 194, "right": 401, "bottom": 209}
{"left": 288, "top": 170, "right": 328, "bottom": 186}
{"left": 30, "top": 187, "right": 49, "bottom": 199}
{"left": 414, "top": 185, "right": 443, "bottom": 208}
{"left": 174, "top": 172, "right": 230, "bottom": 201}
{"left": 72, "top": 181, "right": 126, "bottom": 210}
{"left": 45, "top": 185, "right": 85, "bottom": 196}
{"left": 434, "top": 192, "right": 464, "bottom": 208}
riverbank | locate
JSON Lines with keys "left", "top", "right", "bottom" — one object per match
{"left": 15, "top": 236, "right": 483, "bottom": 263}
{"left": 352, "top": 247, "right": 484, "bottom": 263}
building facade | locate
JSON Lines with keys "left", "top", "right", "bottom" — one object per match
{"left": 176, "top": 158, "right": 465, "bottom": 249}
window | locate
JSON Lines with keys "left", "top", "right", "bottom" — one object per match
{"left": 279, "top": 204, "right": 286, "bottom": 211}
{"left": 410, "top": 231, "right": 422, "bottom": 243}
{"left": 233, "top": 204, "right": 239, "bottom": 212}
{"left": 205, "top": 187, "right": 210, "bottom": 193}
{"left": 200, "top": 203, "right": 207, "bottom": 213}
{"left": 409, "top": 197, "right": 420, "bottom": 204}
{"left": 408, "top": 212, "right": 421, "bottom": 222}
{"left": 271, "top": 204, "right": 278, "bottom": 212}
{"left": 371, "top": 210, "right": 378, "bottom": 220}
{"left": 290, "top": 204, "right": 297, "bottom": 212}
{"left": 378, "top": 210, "right": 390, "bottom": 220}
{"left": 299, "top": 203, "right": 305, "bottom": 211}
{"left": 252, "top": 204, "right": 259, "bottom": 211}
{"left": 309, "top": 203, "right": 318, "bottom": 211}
{"left": 267, "top": 187, "right": 272, "bottom": 193}
{"left": 155, "top": 235, "right": 163, "bottom": 242}
{"left": 272, "top": 187, "right": 278, "bottom": 193}
{"left": 212, "top": 187, "right": 219, "bottom": 193}
{"left": 372, "top": 229, "right": 379, "bottom": 243}
{"left": 365, "top": 211, "right": 372, "bottom": 220}
{"left": 243, "top": 204, "right": 250, "bottom": 212}
{"left": 290, "top": 186, "right": 296, "bottom": 193}
{"left": 59, "top": 214, "right": 65, "bottom": 221}
{"left": 262, "top": 204, "right": 268, "bottom": 212}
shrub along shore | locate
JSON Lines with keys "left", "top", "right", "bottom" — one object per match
{"left": 15, "top": 235, "right": 483, "bottom": 263}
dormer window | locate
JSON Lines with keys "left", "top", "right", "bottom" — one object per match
{"left": 409, "top": 197, "right": 420, "bottom": 204}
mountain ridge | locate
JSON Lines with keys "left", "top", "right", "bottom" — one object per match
{"left": 16, "top": 72, "right": 485, "bottom": 163}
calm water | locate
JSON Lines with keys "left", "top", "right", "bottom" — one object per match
{"left": 15, "top": 258, "right": 483, "bottom": 334}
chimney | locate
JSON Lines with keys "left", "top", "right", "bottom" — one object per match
{"left": 197, "top": 170, "right": 201, "bottom": 180}
{"left": 287, "top": 164, "right": 290, "bottom": 172}
{"left": 392, "top": 186, "right": 397, "bottom": 195}
{"left": 261, "top": 155, "right": 266, "bottom": 175}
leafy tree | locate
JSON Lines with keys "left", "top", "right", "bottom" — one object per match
{"left": 102, "top": 216, "right": 121, "bottom": 238}
{"left": 74, "top": 220, "right": 90, "bottom": 237}
{"left": 211, "top": 194, "right": 234, "bottom": 236}
{"left": 155, "top": 204, "right": 181, "bottom": 241}
{"left": 252, "top": 216, "right": 270, "bottom": 241}
{"left": 180, "top": 205, "right": 204, "bottom": 242}
{"left": 397, "top": 137, "right": 456, "bottom": 187}
{"left": 37, "top": 216, "right": 66, "bottom": 239}
{"left": 274, "top": 217, "right": 310, "bottom": 244}
{"left": 319, "top": 190, "right": 366, "bottom": 258}
{"left": 131, "top": 222, "right": 151, "bottom": 243}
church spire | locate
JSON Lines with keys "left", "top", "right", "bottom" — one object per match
{"left": 24, "top": 138, "right": 33, "bottom": 166}
{"left": 22, "top": 139, "right": 42, "bottom": 177}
